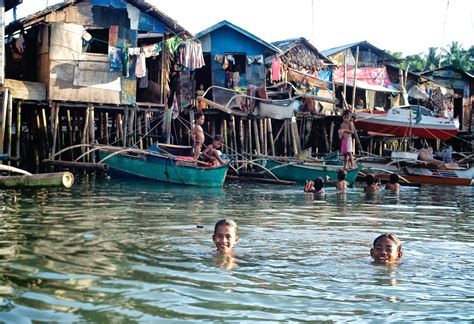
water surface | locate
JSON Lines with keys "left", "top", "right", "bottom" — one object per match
{"left": 0, "top": 178, "right": 473, "bottom": 322}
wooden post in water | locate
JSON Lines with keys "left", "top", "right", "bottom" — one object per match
{"left": 231, "top": 115, "right": 238, "bottom": 156}
{"left": 252, "top": 119, "right": 261, "bottom": 156}
{"left": 263, "top": 119, "right": 268, "bottom": 155}
{"left": 259, "top": 119, "right": 265, "bottom": 155}
{"left": 0, "top": 89, "right": 9, "bottom": 160}
{"left": 267, "top": 118, "right": 275, "bottom": 156}
{"left": 283, "top": 120, "right": 288, "bottom": 156}
{"left": 51, "top": 103, "right": 60, "bottom": 160}
{"left": 105, "top": 112, "right": 109, "bottom": 145}
{"left": 15, "top": 100, "right": 21, "bottom": 166}
{"left": 6, "top": 93, "right": 12, "bottom": 165}
{"left": 223, "top": 118, "right": 228, "bottom": 155}
{"left": 329, "top": 121, "right": 335, "bottom": 152}
{"left": 239, "top": 118, "right": 244, "bottom": 155}
{"left": 247, "top": 119, "right": 252, "bottom": 159}
{"left": 81, "top": 106, "right": 90, "bottom": 161}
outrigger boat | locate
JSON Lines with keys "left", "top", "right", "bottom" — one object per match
{"left": 198, "top": 83, "right": 336, "bottom": 120}
{"left": 44, "top": 144, "right": 228, "bottom": 187}
{"left": 358, "top": 153, "right": 474, "bottom": 186}
{"left": 355, "top": 105, "right": 459, "bottom": 140}
{"left": 245, "top": 155, "right": 361, "bottom": 185}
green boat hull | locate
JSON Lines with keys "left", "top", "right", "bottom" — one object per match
{"left": 263, "top": 159, "right": 360, "bottom": 184}
{"left": 99, "top": 152, "right": 228, "bottom": 187}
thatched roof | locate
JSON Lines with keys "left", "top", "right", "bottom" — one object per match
{"left": 272, "top": 37, "right": 334, "bottom": 69}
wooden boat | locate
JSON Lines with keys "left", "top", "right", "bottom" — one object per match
{"left": 359, "top": 156, "right": 474, "bottom": 186}
{"left": 258, "top": 158, "right": 360, "bottom": 185}
{"left": 97, "top": 145, "right": 228, "bottom": 187}
{"left": 355, "top": 105, "right": 459, "bottom": 140}
{"left": 255, "top": 100, "right": 298, "bottom": 119}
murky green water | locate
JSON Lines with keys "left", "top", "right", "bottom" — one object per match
{"left": 0, "top": 178, "right": 473, "bottom": 322}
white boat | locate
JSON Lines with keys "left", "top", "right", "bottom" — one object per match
{"left": 355, "top": 105, "right": 459, "bottom": 140}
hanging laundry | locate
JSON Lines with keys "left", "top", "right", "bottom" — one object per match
{"left": 176, "top": 42, "right": 205, "bottom": 69}
{"left": 271, "top": 58, "right": 281, "bottom": 82}
{"left": 142, "top": 43, "right": 162, "bottom": 58}
{"left": 222, "top": 56, "right": 229, "bottom": 70}
{"left": 128, "top": 47, "right": 141, "bottom": 56}
{"left": 123, "top": 51, "right": 130, "bottom": 78}
{"left": 108, "top": 46, "right": 123, "bottom": 72}
{"left": 172, "top": 92, "right": 180, "bottom": 120}
{"left": 135, "top": 52, "right": 147, "bottom": 78}
{"left": 246, "top": 55, "right": 263, "bottom": 66}
{"left": 166, "top": 35, "right": 182, "bottom": 54}
{"left": 214, "top": 54, "right": 223, "bottom": 63}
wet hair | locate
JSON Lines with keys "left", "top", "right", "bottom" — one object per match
{"left": 213, "top": 135, "right": 224, "bottom": 143}
{"left": 195, "top": 112, "right": 204, "bottom": 120}
{"left": 337, "top": 170, "right": 347, "bottom": 181}
{"left": 365, "top": 174, "right": 375, "bottom": 185}
{"left": 389, "top": 174, "right": 399, "bottom": 184}
{"left": 373, "top": 233, "right": 402, "bottom": 252}
{"left": 213, "top": 219, "right": 238, "bottom": 237}
{"left": 313, "top": 177, "right": 324, "bottom": 191}
{"left": 342, "top": 109, "right": 352, "bottom": 117}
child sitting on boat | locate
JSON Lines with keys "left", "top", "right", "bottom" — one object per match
{"left": 370, "top": 233, "right": 403, "bottom": 264}
{"left": 338, "top": 110, "right": 356, "bottom": 170}
{"left": 385, "top": 174, "right": 400, "bottom": 192}
{"left": 304, "top": 177, "right": 325, "bottom": 194}
{"left": 192, "top": 112, "right": 205, "bottom": 161}
{"left": 364, "top": 174, "right": 381, "bottom": 193}
{"left": 202, "top": 135, "right": 226, "bottom": 166}
{"left": 213, "top": 219, "right": 239, "bottom": 256}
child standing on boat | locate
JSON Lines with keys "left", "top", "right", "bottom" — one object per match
{"left": 192, "top": 112, "right": 205, "bottom": 161}
{"left": 370, "top": 233, "right": 403, "bottom": 264}
{"left": 203, "top": 135, "right": 226, "bottom": 166}
{"left": 212, "top": 219, "right": 239, "bottom": 255}
{"left": 339, "top": 110, "right": 356, "bottom": 170}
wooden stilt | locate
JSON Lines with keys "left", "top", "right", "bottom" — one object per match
{"left": 223, "top": 118, "right": 228, "bottom": 155}
{"left": 0, "top": 89, "right": 9, "bottom": 160}
{"left": 259, "top": 119, "right": 265, "bottom": 155}
{"left": 7, "top": 94, "right": 13, "bottom": 165}
{"left": 231, "top": 115, "right": 238, "bottom": 156}
{"left": 51, "top": 103, "right": 60, "bottom": 160}
{"left": 263, "top": 119, "right": 268, "bottom": 155}
{"left": 267, "top": 118, "right": 275, "bottom": 156}
{"left": 123, "top": 107, "right": 129, "bottom": 147}
{"left": 290, "top": 117, "right": 301, "bottom": 156}
{"left": 89, "top": 105, "right": 95, "bottom": 163}
{"left": 252, "top": 119, "right": 261, "bottom": 156}
{"left": 41, "top": 108, "right": 50, "bottom": 158}
{"left": 247, "top": 119, "right": 252, "bottom": 159}
{"left": 15, "top": 100, "right": 22, "bottom": 166}
{"left": 105, "top": 112, "right": 109, "bottom": 145}
{"left": 284, "top": 120, "right": 288, "bottom": 156}
{"left": 329, "top": 121, "right": 334, "bottom": 152}
{"left": 322, "top": 122, "right": 330, "bottom": 153}
{"left": 81, "top": 106, "right": 90, "bottom": 162}
{"left": 239, "top": 118, "right": 244, "bottom": 155}
{"left": 137, "top": 114, "right": 143, "bottom": 149}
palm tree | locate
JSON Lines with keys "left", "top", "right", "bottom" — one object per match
{"left": 441, "top": 41, "right": 471, "bottom": 71}
{"left": 424, "top": 47, "right": 440, "bottom": 71}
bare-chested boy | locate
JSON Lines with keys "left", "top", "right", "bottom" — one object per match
{"left": 192, "top": 112, "right": 205, "bottom": 161}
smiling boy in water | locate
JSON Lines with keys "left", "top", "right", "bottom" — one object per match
{"left": 370, "top": 233, "right": 403, "bottom": 264}
{"left": 212, "top": 219, "right": 239, "bottom": 256}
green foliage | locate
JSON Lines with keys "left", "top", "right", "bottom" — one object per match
{"left": 396, "top": 42, "right": 473, "bottom": 73}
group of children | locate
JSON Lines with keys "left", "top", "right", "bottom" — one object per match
{"left": 191, "top": 112, "right": 226, "bottom": 166}
{"left": 303, "top": 170, "right": 400, "bottom": 194}
{"left": 212, "top": 219, "right": 403, "bottom": 265}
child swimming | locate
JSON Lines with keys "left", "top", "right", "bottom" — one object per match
{"left": 304, "top": 177, "right": 325, "bottom": 194}
{"left": 364, "top": 174, "right": 381, "bottom": 193}
{"left": 385, "top": 174, "right": 401, "bottom": 192}
{"left": 335, "top": 170, "right": 348, "bottom": 190}
{"left": 370, "top": 233, "right": 403, "bottom": 264}
{"left": 212, "top": 219, "right": 239, "bottom": 255}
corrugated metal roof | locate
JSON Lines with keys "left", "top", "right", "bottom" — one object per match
{"left": 5, "top": 0, "right": 193, "bottom": 37}
{"left": 420, "top": 66, "right": 474, "bottom": 79}
{"left": 272, "top": 37, "right": 333, "bottom": 64}
{"left": 196, "top": 20, "right": 280, "bottom": 54}
{"left": 321, "top": 40, "right": 399, "bottom": 63}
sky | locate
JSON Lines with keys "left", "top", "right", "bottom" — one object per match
{"left": 6, "top": 0, "right": 474, "bottom": 56}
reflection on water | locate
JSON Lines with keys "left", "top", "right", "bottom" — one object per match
{"left": 0, "top": 177, "right": 473, "bottom": 322}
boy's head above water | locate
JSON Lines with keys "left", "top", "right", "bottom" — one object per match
{"left": 337, "top": 170, "right": 347, "bottom": 181}
{"left": 370, "top": 233, "right": 402, "bottom": 264}
{"left": 213, "top": 219, "right": 239, "bottom": 255}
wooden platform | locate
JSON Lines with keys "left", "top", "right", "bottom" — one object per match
{"left": 1, "top": 79, "right": 47, "bottom": 101}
